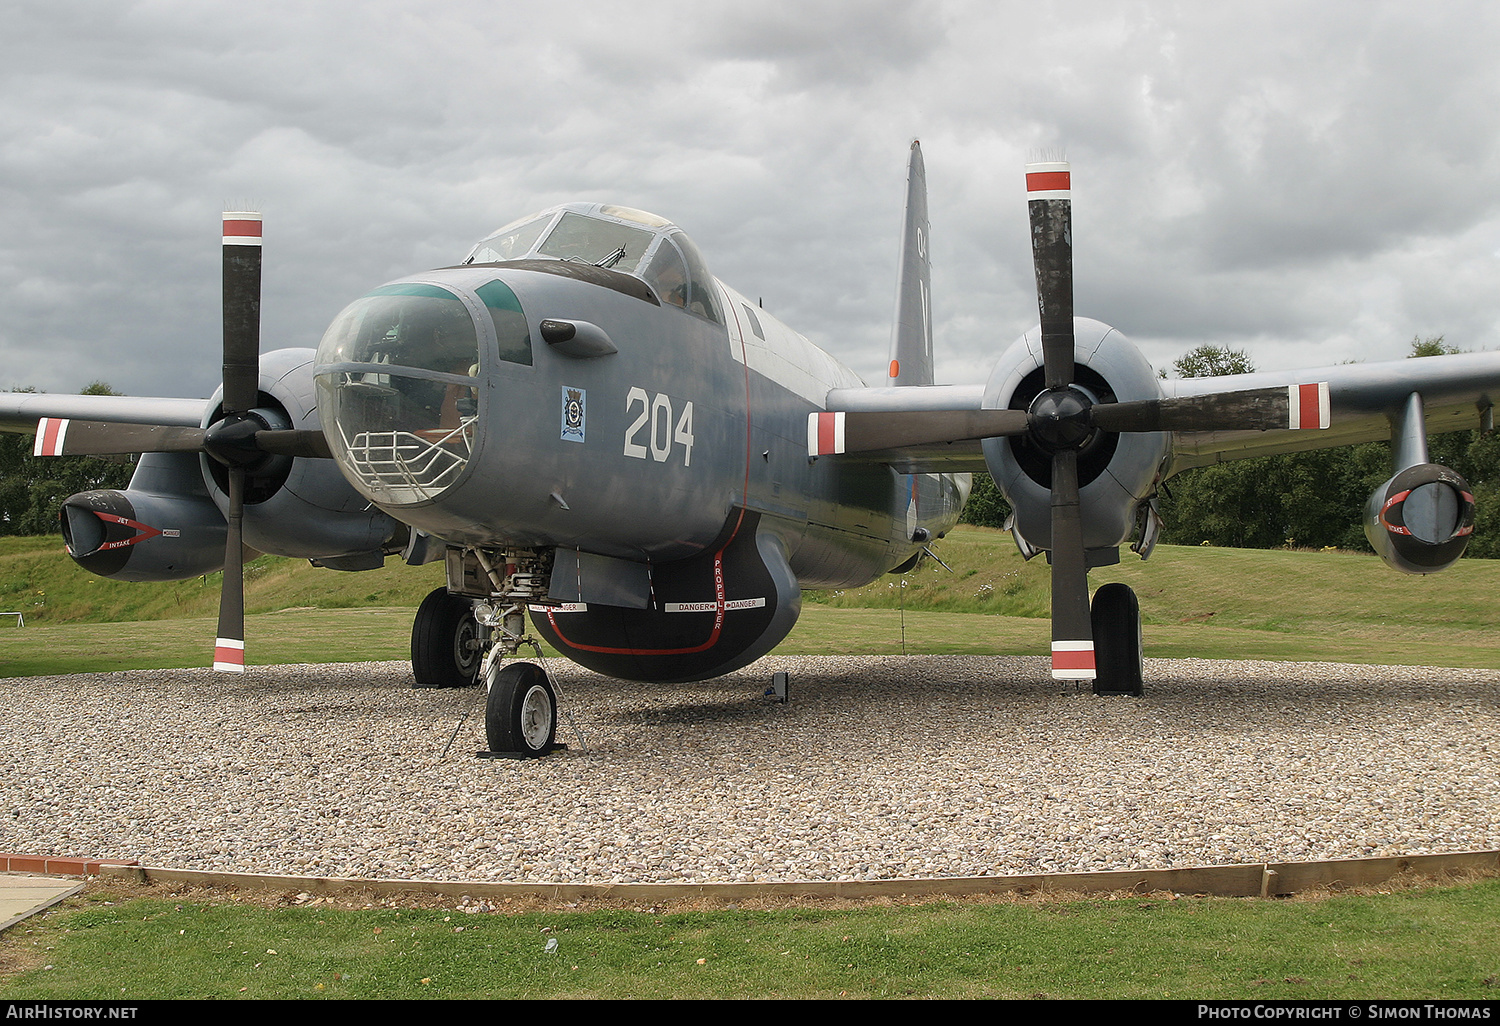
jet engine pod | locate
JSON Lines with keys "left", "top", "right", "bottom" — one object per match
{"left": 60, "top": 486, "right": 228, "bottom": 582}
{"left": 1363, "top": 463, "right": 1475, "bottom": 574}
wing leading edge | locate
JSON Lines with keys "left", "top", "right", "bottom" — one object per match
{"left": 1165, "top": 351, "right": 1500, "bottom": 471}
{"left": 0, "top": 393, "right": 212, "bottom": 436}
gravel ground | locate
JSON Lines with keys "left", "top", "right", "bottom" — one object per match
{"left": 2, "top": 655, "right": 1497, "bottom": 884}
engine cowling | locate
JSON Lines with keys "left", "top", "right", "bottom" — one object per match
{"left": 198, "top": 349, "right": 402, "bottom": 566}
{"left": 981, "top": 318, "right": 1170, "bottom": 555}
{"left": 1363, "top": 463, "right": 1475, "bottom": 574}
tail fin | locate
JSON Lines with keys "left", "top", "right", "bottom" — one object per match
{"left": 887, "top": 139, "right": 933, "bottom": 386}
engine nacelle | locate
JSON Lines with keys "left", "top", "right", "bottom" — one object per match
{"left": 60, "top": 453, "right": 227, "bottom": 582}
{"left": 981, "top": 318, "right": 1170, "bottom": 556}
{"left": 200, "top": 349, "right": 402, "bottom": 566}
{"left": 60, "top": 349, "right": 405, "bottom": 582}
{"left": 1364, "top": 463, "right": 1475, "bottom": 574}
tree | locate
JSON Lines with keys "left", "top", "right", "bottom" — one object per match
{"left": 959, "top": 472, "right": 1011, "bottom": 529}
{"left": 0, "top": 383, "right": 134, "bottom": 535}
{"left": 1165, "top": 344, "right": 1255, "bottom": 379}
{"left": 1409, "top": 334, "right": 1459, "bottom": 358}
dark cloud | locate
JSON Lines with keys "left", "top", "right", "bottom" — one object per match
{"left": 2, "top": 0, "right": 1499, "bottom": 401}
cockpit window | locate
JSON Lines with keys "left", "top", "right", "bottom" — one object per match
{"left": 642, "top": 238, "right": 690, "bottom": 310}
{"left": 599, "top": 205, "right": 673, "bottom": 228}
{"left": 674, "top": 232, "right": 723, "bottom": 325}
{"left": 536, "top": 212, "right": 654, "bottom": 272}
{"left": 475, "top": 279, "right": 532, "bottom": 366}
{"left": 459, "top": 203, "right": 725, "bottom": 327}
{"left": 643, "top": 234, "right": 723, "bottom": 326}
{"left": 465, "top": 212, "right": 554, "bottom": 264}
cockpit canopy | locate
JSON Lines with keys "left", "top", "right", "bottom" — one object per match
{"left": 463, "top": 202, "right": 723, "bottom": 325}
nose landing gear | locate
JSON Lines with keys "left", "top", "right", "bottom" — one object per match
{"left": 446, "top": 546, "right": 568, "bottom": 759}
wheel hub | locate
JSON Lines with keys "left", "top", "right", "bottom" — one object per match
{"left": 519, "top": 684, "right": 554, "bottom": 750}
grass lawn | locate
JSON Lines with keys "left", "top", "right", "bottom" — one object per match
{"left": 3, "top": 878, "right": 1499, "bottom": 1000}
{"left": 5, "top": 527, "right": 1500, "bottom": 675}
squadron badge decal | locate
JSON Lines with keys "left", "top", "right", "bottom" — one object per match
{"left": 561, "top": 386, "right": 586, "bottom": 443}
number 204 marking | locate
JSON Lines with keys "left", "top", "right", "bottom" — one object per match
{"left": 623, "top": 387, "right": 694, "bottom": 466}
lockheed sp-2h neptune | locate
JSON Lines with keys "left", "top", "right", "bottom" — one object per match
{"left": 4, "top": 142, "right": 1497, "bottom": 756}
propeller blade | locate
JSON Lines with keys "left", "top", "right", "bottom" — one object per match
{"left": 1049, "top": 449, "right": 1095, "bottom": 681}
{"left": 213, "top": 465, "right": 247, "bottom": 674}
{"left": 252, "top": 429, "right": 334, "bottom": 459}
{"left": 222, "top": 211, "right": 262, "bottom": 416}
{"left": 808, "top": 408, "right": 1029, "bottom": 456}
{"left": 213, "top": 211, "right": 262, "bottom": 674}
{"left": 1026, "top": 161, "right": 1075, "bottom": 390}
{"left": 1091, "top": 383, "right": 1332, "bottom": 434}
{"left": 32, "top": 418, "right": 206, "bottom": 457}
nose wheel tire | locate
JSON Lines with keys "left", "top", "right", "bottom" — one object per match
{"left": 411, "top": 587, "right": 484, "bottom": 688}
{"left": 485, "top": 662, "right": 558, "bottom": 757}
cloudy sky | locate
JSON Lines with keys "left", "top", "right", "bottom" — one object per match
{"left": 4, "top": 0, "right": 1500, "bottom": 399}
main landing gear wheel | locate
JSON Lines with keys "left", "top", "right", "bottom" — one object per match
{"left": 411, "top": 587, "right": 484, "bottom": 688}
{"left": 485, "top": 662, "right": 558, "bottom": 757}
{"left": 1090, "top": 582, "right": 1143, "bottom": 697}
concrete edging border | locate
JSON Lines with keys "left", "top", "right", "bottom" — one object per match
{"left": 70, "top": 850, "right": 1500, "bottom": 902}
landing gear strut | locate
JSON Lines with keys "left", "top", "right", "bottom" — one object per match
{"left": 1090, "top": 582, "right": 1143, "bottom": 696}
{"left": 459, "top": 546, "right": 565, "bottom": 758}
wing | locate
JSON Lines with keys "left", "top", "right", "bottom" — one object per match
{"left": 0, "top": 393, "right": 211, "bottom": 435}
{"left": 1166, "top": 351, "right": 1500, "bottom": 471}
